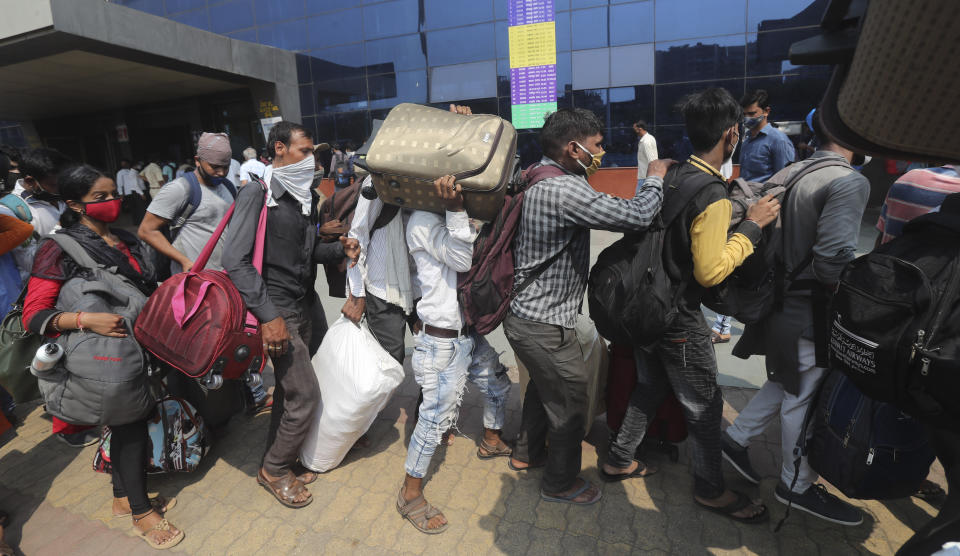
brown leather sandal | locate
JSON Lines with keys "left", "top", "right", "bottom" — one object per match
{"left": 131, "top": 510, "right": 184, "bottom": 550}
{"left": 477, "top": 439, "right": 513, "bottom": 459}
{"left": 257, "top": 469, "right": 313, "bottom": 508}
{"left": 396, "top": 487, "right": 448, "bottom": 534}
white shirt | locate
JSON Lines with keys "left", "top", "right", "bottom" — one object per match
{"left": 227, "top": 159, "right": 242, "bottom": 191}
{"left": 239, "top": 159, "right": 266, "bottom": 184}
{"left": 116, "top": 168, "right": 144, "bottom": 196}
{"left": 347, "top": 194, "right": 416, "bottom": 301}
{"left": 636, "top": 132, "right": 658, "bottom": 180}
{"left": 406, "top": 210, "right": 477, "bottom": 330}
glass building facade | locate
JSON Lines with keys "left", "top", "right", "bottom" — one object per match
{"left": 114, "top": 0, "right": 831, "bottom": 166}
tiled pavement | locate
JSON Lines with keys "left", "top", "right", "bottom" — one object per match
{"left": 0, "top": 356, "right": 946, "bottom": 556}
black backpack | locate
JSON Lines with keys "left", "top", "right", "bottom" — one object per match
{"left": 587, "top": 165, "right": 713, "bottom": 346}
{"left": 827, "top": 208, "right": 960, "bottom": 429}
{"left": 702, "top": 157, "right": 849, "bottom": 324}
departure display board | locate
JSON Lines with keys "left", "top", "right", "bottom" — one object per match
{"left": 508, "top": 0, "right": 557, "bottom": 129}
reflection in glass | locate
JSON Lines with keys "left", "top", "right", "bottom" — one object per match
{"left": 654, "top": 0, "right": 746, "bottom": 42}
{"left": 656, "top": 79, "right": 744, "bottom": 125}
{"left": 555, "top": 11, "right": 571, "bottom": 52}
{"left": 333, "top": 110, "right": 371, "bottom": 147}
{"left": 747, "top": 28, "right": 824, "bottom": 76}
{"left": 748, "top": 0, "right": 827, "bottom": 32}
{"left": 299, "top": 84, "right": 315, "bottom": 117}
{"left": 310, "top": 44, "right": 365, "bottom": 81}
{"left": 365, "top": 34, "right": 427, "bottom": 72}
{"left": 430, "top": 61, "right": 498, "bottom": 103}
{"left": 609, "top": 86, "right": 654, "bottom": 128}
{"left": 572, "top": 88, "right": 608, "bottom": 126}
{"left": 423, "top": 0, "right": 494, "bottom": 30}
{"left": 363, "top": 0, "right": 418, "bottom": 39}
{"left": 745, "top": 71, "right": 832, "bottom": 123}
{"left": 572, "top": 49, "right": 609, "bottom": 90}
{"left": 316, "top": 76, "right": 368, "bottom": 112}
{"left": 655, "top": 35, "right": 745, "bottom": 84}
{"left": 258, "top": 19, "right": 309, "bottom": 51}
{"left": 610, "top": 2, "right": 655, "bottom": 47}
{"left": 571, "top": 8, "right": 608, "bottom": 50}
{"left": 254, "top": 0, "right": 303, "bottom": 25}
{"left": 427, "top": 24, "right": 496, "bottom": 66}
{"left": 518, "top": 130, "right": 544, "bottom": 168}
{"left": 369, "top": 70, "right": 429, "bottom": 109}
{"left": 611, "top": 44, "right": 654, "bottom": 87}
{"left": 653, "top": 125, "right": 688, "bottom": 161}
{"left": 605, "top": 127, "right": 644, "bottom": 168}
{"left": 306, "top": 9, "right": 362, "bottom": 49}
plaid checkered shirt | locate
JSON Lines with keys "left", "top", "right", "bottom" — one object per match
{"left": 510, "top": 157, "right": 664, "bottom": 328}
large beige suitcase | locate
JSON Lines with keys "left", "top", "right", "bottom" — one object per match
{"left": 364, "top": 103, "right": 518, "bottom": 222}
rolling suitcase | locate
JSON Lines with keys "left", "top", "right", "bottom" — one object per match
{"left": 364, "top": 103, "right": 518, "bottom": 222}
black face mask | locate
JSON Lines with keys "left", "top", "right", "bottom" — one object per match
{"left": 3, "top": 171, "right": 18, "bottom": 190}
{"left": 851, "top": 153, "right": 867, "bottom": 167}
{"left": 26, "top": 184, "right": 61, "bottom": 204}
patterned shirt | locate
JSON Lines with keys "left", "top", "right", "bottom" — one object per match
{"left": 877, "top": 165, "right": 960, "bottom": 244}
{"left": 510, "top": 157, "right": 663, "bottom": 328}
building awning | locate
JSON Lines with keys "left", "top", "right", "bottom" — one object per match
{"left": 0, "top": 0, "right": 299, "bottom": 121}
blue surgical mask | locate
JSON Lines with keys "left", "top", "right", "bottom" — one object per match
{"left": 743, "top": 115, "right": 764, "bottom": 130}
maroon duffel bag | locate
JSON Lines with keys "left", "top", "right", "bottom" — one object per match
{"left": 134, "top": 185, "right": 268, "bottom": 388}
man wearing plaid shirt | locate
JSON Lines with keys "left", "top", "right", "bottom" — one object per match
{"left": 503, "top": 108, "right": 669, "bottom": 505}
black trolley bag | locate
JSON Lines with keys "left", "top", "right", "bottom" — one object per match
{"left": 827, "top": 207, "right": 960, "bottom": 430}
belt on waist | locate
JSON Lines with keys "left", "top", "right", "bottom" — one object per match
{"left": 424, "top": 324, "right": 468, "bottom": 338}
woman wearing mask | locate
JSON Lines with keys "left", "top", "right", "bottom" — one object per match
{"left": 22, "top": 164, "right": 183, "bottom": 550}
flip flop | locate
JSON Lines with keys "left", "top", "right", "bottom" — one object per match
{"left": 113, "top": 496, "right": 177, "bottom": 518}
{"left": 130, "top": 510, "right": 184, "bottom": 550}
{"left": 540, "top": 480, "right": 602, "bottom": 506}
{"left": 694, "top": 491, "right": 768, "bottom": 524}
{"left": 477, "top": 439, "right": 513, "bottom": 460}
{"left": 598, "top": 461, "right": 658, "bottom": 482}
{"left": 507, "top": 458, "right": 546, "bottom": 472}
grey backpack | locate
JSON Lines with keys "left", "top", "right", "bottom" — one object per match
{"left": 36, "top": 234, "right": 154, "bottom": 426}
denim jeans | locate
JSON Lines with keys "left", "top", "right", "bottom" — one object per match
{"left": 405, "top": 331, "right": 511, "bottom": 479}
{"left": 712, "top": 314, "right": 732, "bottom": 335}
{"left": 607, "top": 328, "right": 725, "bottom": 499}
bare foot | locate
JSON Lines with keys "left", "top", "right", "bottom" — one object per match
{"left": 442, "top": 430, "right": 455, "bottom": 446}
{"left": 133, "top": 510, "right": 180, "bottom": 546}
{"left": 695, "top": 490, "right": 765, "bottom": 520}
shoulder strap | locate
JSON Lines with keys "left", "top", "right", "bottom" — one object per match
{"left": 523, "top": 163, "right": 566, "bottom": 190}
{"left": 50, "top": 234, "right": 103, "bottom": 272}
{"left": 371, "top": 204, "right": 400, "bottom": 233}
{"left": 170, "top": 174, "right": 204, "bottom": 239}
{"left": 776, "top": 157, "right": 851, "bottom": 193}
{"left": 0, "top": 194, "right": 32, "bottom": 223}
{"left": 660, "top": 163, "right": 719, "bottom": 228}
{"left": 192, "top": 177, "right": 268, "bottom": 274}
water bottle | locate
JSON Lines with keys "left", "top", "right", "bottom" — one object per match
{"left": 31, "top": 343, "right": 63, "bottom": 376}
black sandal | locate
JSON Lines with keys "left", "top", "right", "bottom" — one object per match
{"left": 694, "top": 491, "right": 768, "bottom": 524}
{"left": 598, "top": 460, "right": 658, "bottom": 482}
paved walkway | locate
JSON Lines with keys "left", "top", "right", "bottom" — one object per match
{"left": 0, "top": 357, "right": 945, "bottom": 555}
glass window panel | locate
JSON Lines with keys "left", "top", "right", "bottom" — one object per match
{"left": 301, "top": 116, "right": 318, "bottom": 142}
{"left": 655, "top": 35, "right": 745, "bottom": 84}
{"left": 655, "top": 0, "right": 746, "bottom": 42}
{"left": 656, "top": 79, "right": 744, "bottom": 125}
{"left": 258, "top": 19, "right": 309, "bottom": 51}
{"left": 299, "top": 83, "right": 316, "bottom": 117}
{"left": 310, "top": 44, "right": 365, "bottom": 81}
{"left": 556, "top": 51, "right": 572, "bottom": 95}
{"left": 572, "top": 0, "right": 607, "bottom": 8}
{"left": 363, "top": 0, "right": 419, "bottom": 39}
{"left": 572, "top": 48, "right": 609, "bottom": 90}
{"left": 745, "top": 71, "right": 832, "bottom": 123}
{"left": 571, "top": 8, "right": 608, "bottom": 50}
{"left": 555, "top": 11, "right": 571, "bottom": 52}
{"left": 427, "top": 24, "right": 496, "bottom": 67}
{"left": 334, "top": 111, "right": 371, "bottom": 147}
{"left": 306, "top": 0, "right": 339, "bottom": 16}
{"left": 209, "top": 0, "right": 254, "bottom": 34}
{"left": 369, "top": 70, "right": 429, "bottom": 109}
{"left": 571, "top": 88, "right": 608, "bottom": 125}
{"left": 749, "top": 0, "right": 827, "bottom": 32}
{"left": 296, "top": 53, "right": 312, "bottom": 84}
{"left": 164, "top": 0, "right": 205, "bottom": 13}
{"left": 605, "top": 127, "right": 646, "bottom": 168}
{"left": 517, "top": 130, "right": 544, "bottom": 167}
{"left": 747, "top": 28, "right": 825, "bottom": 76}
{"left": 315, "top": 113, "right": 335, "bottom": 142}
{"left": 307, "top": 9, "right": 362, "bottom": 49}
{"left": 611, "top": 43, "right": 654, "bottom": 87}
{"left": 610, "top": 2, "right": 654, "bottom": 46}
{"left": 365, "top": 34, "right": 427, "bottom": 72}
{"left": 436, "top": 98, "right": 499, "bottom": 117}
{"left": 497, "top": 58, "right": 511, "bottom": 97}
{"left": 169, "top": 8, "right": 209, "bottom": 31}
{"left": 316, "top": 76, "right": 368, "bottom": 112}
{"left": 430, "top": 61, "right": 498, "bottom": 103}
{"left": 424, "top": 0, "right": 494, "bottom": 30}
{"left": 254, "top": 0, "right": 304, "bottom": 25}
{"left": 609, "top": 85, "right": 654, "bottom": 128}
{"left": 498, "top": 97, "right": 512, "bottom": 120}
{"left": 652, "top": 125, "right": 688, "bottom": 160}
{"left": 496, "top": 20, "right": 510, "bottom": 60}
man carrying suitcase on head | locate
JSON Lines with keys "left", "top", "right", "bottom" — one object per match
{"left": 223, "top": 121, "right": 360, "bottom": 508}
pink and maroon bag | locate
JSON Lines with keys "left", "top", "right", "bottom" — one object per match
{"left": 134, "top": 184, "right": 269, "bottom": 385}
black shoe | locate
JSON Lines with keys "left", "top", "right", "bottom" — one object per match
{"left": 721, "top": 430, "right": 760, "bottom": 485}
{"left": 56, "top": 430, "right": 100, "bottom": 448}
{"left": 774, "top": 483, "right": 863, "bottom": 526}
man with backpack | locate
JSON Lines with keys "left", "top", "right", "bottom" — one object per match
{"left": 503, "top": 108, "right": 668, "bottom": 506}
{"left": 138, "top": 133, "right": 237, "bottom": 276}
{"left": 601, "top": 88, "right": 780, "bottom": 523}
{"left": 721, "top": 110, "right": 870, "bottom": 526}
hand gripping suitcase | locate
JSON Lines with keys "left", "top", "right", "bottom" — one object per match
{"left": 364, "top": 103, "right": 518, "bottom": 222}
{"left": 134, "top": 182, "right": 269, "bottom": 390}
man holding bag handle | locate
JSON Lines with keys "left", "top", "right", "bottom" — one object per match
{"left": 223, "top": 121, "right": 360, "bottom": 509}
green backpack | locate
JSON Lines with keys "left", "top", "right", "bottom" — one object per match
{"left": 0, "top": 286, "right": 43, "bottom": 402}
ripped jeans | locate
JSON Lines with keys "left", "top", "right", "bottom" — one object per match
{"left": 405, "top": 331, "right": 511, "bottom": 479}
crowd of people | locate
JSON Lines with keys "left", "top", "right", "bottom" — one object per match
{"left": 0, "top": 84, "right": 956, "bottom": 553}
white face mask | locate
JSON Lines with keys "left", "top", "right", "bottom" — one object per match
{"left": 268, "top": 155, "right": 315, "bottom": 215}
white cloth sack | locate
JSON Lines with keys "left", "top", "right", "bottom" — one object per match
{"left": 300, "top": 316, "right": 405, "bottom": 472}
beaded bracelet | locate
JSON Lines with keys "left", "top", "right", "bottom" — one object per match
{"left": 51, "top": 313, "right": 62, "bottom": 333}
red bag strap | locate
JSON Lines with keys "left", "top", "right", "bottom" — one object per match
{"left": 192, "top": 181, "right": 269, "bottom": 273}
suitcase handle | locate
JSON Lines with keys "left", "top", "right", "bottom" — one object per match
{"left": 172, "top": 278, "right": 213, "bottom": 329}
